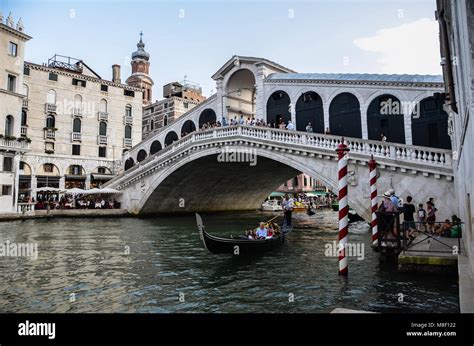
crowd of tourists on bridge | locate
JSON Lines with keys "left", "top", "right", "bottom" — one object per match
{"left": 378, "top": 189, "right": 462, "bottom": 240}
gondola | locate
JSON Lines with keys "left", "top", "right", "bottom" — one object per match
{"left": 196, "top": 213, "right": 293, "bottom": 255}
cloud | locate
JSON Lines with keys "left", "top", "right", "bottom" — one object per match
{"left": 354, "top": 18, "right": 441, "bottom": 75}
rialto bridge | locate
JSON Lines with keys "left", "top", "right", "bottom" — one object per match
{"left": 106, "top": 56, "right": 456, "bottom": 220}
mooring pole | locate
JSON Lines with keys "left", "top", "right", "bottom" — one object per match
{"left": 336, "top": 138, "right": 350, "bottom": 275}
{"left": 368, "top": 155, "right": 379, "bottom": 247}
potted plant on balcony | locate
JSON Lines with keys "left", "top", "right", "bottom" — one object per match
{"left": 4, "top": 135, "right": 17, "bottom": 141}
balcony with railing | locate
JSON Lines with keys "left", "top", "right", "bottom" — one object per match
{"left": 123, "top": 138, "right": 133, "bottom": 147}
{"left": 98, "top": 135, "right": 107, "bottom": 145}
{"left": 0, "top": 138, "right": 30, "bottom": 150}
{"left": 44, "top": 129, "right": 56, "bottom": 140}
{"left": 21, "top": 126, "right": 27, "bottom": 137}
{"left": 124, "top": 115, "right": 133, "bottom": 125}
{"left": 72, "top": 132, "right": 81, "bottom": 141}
{"left": 22, "top": 99, "right": 29, "bottom": 109}
{"left": 98, "top": 112, "right": 109, "bottom": 121}
{"left": 45, "top": 103, "right": 57, "bottom": 113}
{"left": 73, "top": 107, "right": 83, "bottom": 117}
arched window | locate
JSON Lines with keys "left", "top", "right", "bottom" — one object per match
{"left": 5, "top": 115, "right": 14, "bottom": 136}
{"left": 46, "top": 89, "right": 56, "bottom": 104}
{"left": 46, "top": 114, "right": 55, "bottom": 128}
{"left": 74, "top": 94, "right": 82, "bottom": 109}
{"left": 100, "top": 99, "right": 107, "bottom": 113}
{"left": 73, "top": 118, "right": 81, "bottom": 133}
{"left": 22, "top": 84, "right": 29, "bottom": 97}
{"left": 266, "top": 91, "right": 291, "bottom": 127}
{"left": 125, "top": 125, "right": 132, "bottom": 139}
{"left": 21, "top": 110, "right": 27, "bottom": 126}
{"left": 99, "top": 121, "right": 107, "bottom": 136}
{"left": 125, "top": 104, "right": 132, "bottom": 117}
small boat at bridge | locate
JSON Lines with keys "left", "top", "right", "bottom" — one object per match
{"left": 196, "top": 213, "right": 293, "bottom": 255}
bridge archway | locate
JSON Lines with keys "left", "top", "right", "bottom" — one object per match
{"left": 164, "top": 131, "right": 179, "bottom": 146}
{"left": 329, "top": 92, "right": 362, "bottom": 138}
{"left": 411, "top": 96, "right": 451, "bottom": 149}
{"left": 225, "top": 68, "right": 256, "bottom": 121}
{"left": 266, "top": 91, "right": 291, "bottom": 127}
{"left": 367, "top": 94, "right": 405, "bottom": 143}
{"left": 124, "top": 158, "right": 135, "bottom": 171}
{"left": 295, "top": 91, "right": 324, "bottom": 133}
{"left": 181, "top": 120, "right": 197, "bottom": 136}
{"left": 137, "top": 149, "right": 147, "bottom": 163}
{"left": 150, "top": 140, "right": 162, "bottom": 155}
{"left": 199, "top": 109, "right": 217, "bottom": 128}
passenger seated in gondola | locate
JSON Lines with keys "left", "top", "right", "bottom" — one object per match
{"left": 256, "top": 222, "right": 268, "bottom": 239}
{"left": 246, "top": 229, "right": 256, "bottom": 240}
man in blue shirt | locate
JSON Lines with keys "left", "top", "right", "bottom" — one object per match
{"left": 256, "top": 222, "right": 268, "bottom": 239}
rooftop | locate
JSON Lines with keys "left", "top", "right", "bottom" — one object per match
{"left": 266, "top": 73, "right": 444, "bottom": 84}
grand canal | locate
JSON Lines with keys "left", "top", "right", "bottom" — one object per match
{"left": 0, "top": 211, "right": 459, "bottom": 313}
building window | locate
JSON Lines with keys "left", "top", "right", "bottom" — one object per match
{"left": 125, "top": 105, "right": 132, "bottom": 117}
{"left": 70, "top": 165, "right": 81, "bottom": 175}
{"left": 1, "top": 185, "right": 12, "bottom": 196}
{"left": 5, "top": 115, "right": 14, "bottom": 136}
{"left": 23, "top": 66, "right": 30, "bottom": 76}
{"left": 3, "top": 157, "right": 13, "bottom": 172}
{"left": 7, "top": 74, "right": 16, "bottom": 92}
{"left": 124, "top": 90, "right": 135, "bottom": 97}
{"left": 72, "top": 78, "right": 86, "bottom": 87}
{"left": 98, "top": 147, "right": 107, "bottom": 158}
{"left": 46, "top": 115, "right": 55, "bottom": 128}
{"left": 125, "top": 125, "right": 132, "bottom": 139}
{"left": 8, "top": 42, "right": 18, "bottom": 57}
{"left": 99, "top": 121, "right": 107, "bottom": 136}
{"left": 72, "top": 144, "right": 81, "bottom": 156}
{"left": 45, "top": 142, "right": 54, "bottom": 153}
{"left": 44, "top": 163, "right": 54, "bottom": 173}
{"left": 184, "top": 102, "right": 189, "bottom": 109}
{"left": 101, "top": 84, "right": 108, "bottom": 92}
{"left": 73, "top": 118, "right": 81, "bottom": 133}
{"left": 48, "top": 73, "right": 58, "bottom": 81}
{"left": 21, "top": 110, "right": 27, "bottom": 126}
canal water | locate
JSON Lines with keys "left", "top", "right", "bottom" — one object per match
{"left": 0, "top": 211, "right": 459, "bottom": 313}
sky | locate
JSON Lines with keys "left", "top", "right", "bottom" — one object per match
{"left": 1, "top": 0, "right": 442, "bottom": 99}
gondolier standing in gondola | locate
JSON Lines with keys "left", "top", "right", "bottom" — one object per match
{"left": 282, "top": 194, "right": 294, "bottom": 227}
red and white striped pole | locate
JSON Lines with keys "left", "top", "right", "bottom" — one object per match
{"left": 336, "top": 138, "right": 350, "bottom": 275}
{"left": 368, "top": 155, "right": 379, "bottom": 247}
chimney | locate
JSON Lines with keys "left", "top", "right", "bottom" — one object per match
{"left": 112, "top": 64, "right": 121, "bottom": 84}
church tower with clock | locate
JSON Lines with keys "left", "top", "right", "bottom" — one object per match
{"left": 126, "top": 32, "right": 154, "bottom": 105}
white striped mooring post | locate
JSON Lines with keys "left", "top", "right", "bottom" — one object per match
{"left": 336, "top": 138, "right": 350, "bottom": 275}
{"left": 368, "top": 155, "right": 379, "bottom": 247}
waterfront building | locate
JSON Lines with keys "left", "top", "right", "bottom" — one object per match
{"left": 436, "top": 0, "right": 474, "bottom": 304}
{"left": 142, "top": 79, "right": 206, "bottom": 139}
{"left": 276, "top": 174, "right": 329, "bottom": 195}
{"left": 0, "top": 12, "right": 31, "bottom": 213}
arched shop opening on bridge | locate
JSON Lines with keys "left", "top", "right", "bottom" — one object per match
{"left": 164, "top": 131, "right": 179, "bottom": 146}
{"left": 18, "top": 161, "right": 32, "bottom": 201}
{"left": 90, "top": 167, "right": 114, "bottom": 188}
{"left": 150, "top": 140, "right": 162, "bottom": 155}
{"left": 137, "top": 149, "right": 147, "bottom": 163}
{"left": 367, "top": 94, "right": 405, "bottom": 144}
{"left": 412, "top": 95, "right": 452, "bottom": 150}
{"left": 36, "top": 163, "right": 61, "bottom": 200}
{"left": 181, "top": 120, "right": 196, "bottom": 136}
{"left": 65, "top": 165, "right": 86, "bottom": 189}
{"left": 266, "top": 90, "right": 291, "bottom": 126}
{"left": 124, "top": 157, "right": 135, "bottom": 171}
{"left": 296, "top": 91, "right": 324, "bottom": 132}
{"left": 199, "top": 109, "right": 217, "bottom": 128}
{"left": 225, "top": 68, "right": 256, "bottom": 121}
{"left": 329, "top": 92, "right": 362, "bottom": 138}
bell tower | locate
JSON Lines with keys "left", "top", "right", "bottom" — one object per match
{"left": 126, "top": 32, "right": 154, "bottom": 105}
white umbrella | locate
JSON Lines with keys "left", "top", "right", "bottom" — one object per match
{"left": 99, "top": 187, "right": 122, "bottom": 194}
{"left": 82, "top": 188, "right": 101, "bottom": 195}
{"left": 65, "top": 188, "right": 86, "bottom": 195}
{"left": 36, "top": 187, "right": 61, "bottom": 192}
